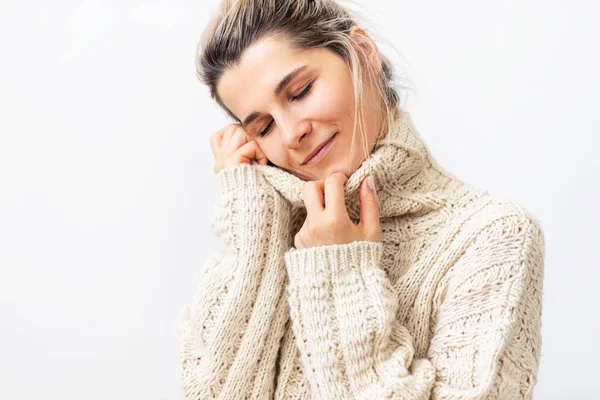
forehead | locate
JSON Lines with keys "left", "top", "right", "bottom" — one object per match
{"left": 217, "top": 36, "right": 320, "bottom": 118}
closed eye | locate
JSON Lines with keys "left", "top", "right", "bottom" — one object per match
{"left": 292, "top": 81, "right": 314, "bottom": 101}
{"left": 258, "top": 119, "right": 274, "bottom": 138}
{"left": 258, "top": 80, "right": 316, "bottom": 137}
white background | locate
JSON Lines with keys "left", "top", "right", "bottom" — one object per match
{"left": 1, "top": 1, "right": 598, "bottom": 399}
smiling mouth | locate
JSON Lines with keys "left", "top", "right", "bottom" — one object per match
{"left": 302, "top": 133, "right": 337, "bottom": 166}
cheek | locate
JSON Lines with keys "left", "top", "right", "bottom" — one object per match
{"left": 259, "top": 140, "right": 287, "bottom": 166}
{"left": 307, "top": 79, "right": 354, "bottom": 121}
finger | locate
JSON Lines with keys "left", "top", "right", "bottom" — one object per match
{"left": 359, "top": 175, "right": 380, "bottom": 239}
{"left": 223, "top": 140, "right": 258, "bottom": 168}
{"left": 253, "top": 142, "right": 269, "bottom": 165}
{"left": 221, "top": 124, "right": 239, "bottom": 149}
{"left": 210, "top": 126, "right": 227, "bottom": 156}
{"left": 324, "top": 173, "right": 348, "bottom": 216}
{"left": 224, "top": 129, "right": 249, "bottom": 154}
{"left": 303, "top": 180, "right": 325, "bottom": 216}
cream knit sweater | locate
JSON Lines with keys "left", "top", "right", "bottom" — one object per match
{"left": 178, "top": 108, "right": 545, "bottom": 399}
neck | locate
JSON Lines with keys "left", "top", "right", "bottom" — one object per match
{"left": 256, "top": 108, "right": 462, "bottom": 220}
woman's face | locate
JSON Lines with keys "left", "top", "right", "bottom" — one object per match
{"left": 216, "top": 30, "right": 383, "bottom": 181}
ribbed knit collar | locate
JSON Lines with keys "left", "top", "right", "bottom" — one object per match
{"left": 255, "top": 107, "right": 453, "bottom": 220}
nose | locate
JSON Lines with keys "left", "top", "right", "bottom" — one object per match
{"left": 278, "top": 113, "right": 311, "bottom": 149}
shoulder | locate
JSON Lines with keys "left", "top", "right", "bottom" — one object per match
{"left": 451, "top": 187, "right": 544, "bottom": 245}
{"left": 471, "top": 194, "right": 545, "bottom": 248}
{"left": 446, "top": 192, "right": 545, "bottom": 286}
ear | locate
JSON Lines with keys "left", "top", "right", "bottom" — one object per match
{"left": 349, "top": 26, "right": 382, "bottom": 77}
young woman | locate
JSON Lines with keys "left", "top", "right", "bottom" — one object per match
{"left": 178, "top": 1, "right": 545, "bottom": 399}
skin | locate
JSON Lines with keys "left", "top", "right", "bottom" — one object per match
{"left": 216, "top": 27, "right": 384, "bottom": 182}
{"left": 215, "top": 27, "right": 384, "bottom": 248}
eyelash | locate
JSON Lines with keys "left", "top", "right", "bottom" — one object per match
{"left": 258, "top": 82, "right": 314, "bottom": 137}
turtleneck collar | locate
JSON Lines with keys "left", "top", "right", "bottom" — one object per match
{"left": 255, "top": 107, "right": 453, "bottom": 221}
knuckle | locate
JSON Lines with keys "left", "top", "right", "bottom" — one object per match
{"left": 232, "top": 125, "right": 246, "bottom": 134}
{"left": 221, "top": 125, "right": 233, "bottom": 136}
{"left": 329, "top": 173, "right": 347, "bottom": 183}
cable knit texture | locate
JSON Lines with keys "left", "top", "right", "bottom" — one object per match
{"left": 178, "top": 108, "right": 545, "bottom": 399}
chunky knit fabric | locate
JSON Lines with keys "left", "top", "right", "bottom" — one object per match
{"left": 178, "top": 108, "right": 545, "bottom": 399}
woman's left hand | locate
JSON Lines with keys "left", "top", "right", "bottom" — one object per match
{"left": 294, "top": 173, "right": 381, "bottom": 249}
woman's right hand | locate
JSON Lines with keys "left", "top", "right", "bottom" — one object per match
{"left": 210, "top": 124, "right": 269, "bottom": 174}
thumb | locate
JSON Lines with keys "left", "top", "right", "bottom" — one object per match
{"left": 253, "top": 142, "right": 269, "bottom": 165}
{"left": 359, "top": 175, "right": 380, "bottom": 239}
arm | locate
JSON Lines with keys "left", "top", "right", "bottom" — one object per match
{"left": 428, "top": 214, "right": 544, "bottom": 399}
{"left": 178, "top": 164, "right": 293, "bottom": 399}
{"left": 284, "top": 240, "right": 435, "bottom": 399}
{"left": 283, "top": 215, "right": 544, "bottom": 399}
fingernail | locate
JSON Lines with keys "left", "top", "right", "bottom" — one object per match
{"left": 367, "top": 175, "right": 376, "bottom": 192}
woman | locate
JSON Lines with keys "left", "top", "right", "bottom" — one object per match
{"left": 178, "top": 0, "right": 545, "bottom": 399}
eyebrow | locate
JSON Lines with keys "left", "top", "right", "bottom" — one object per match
{"left": 241, "top": 64, "right": 309, "bottom": 128}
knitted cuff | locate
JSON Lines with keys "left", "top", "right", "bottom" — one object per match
{"left": 216, "top": 163, "right": 273, "bottom": 198}
{"left": 284, "top": 240, "right": 383, "bottom": 286}
{"left": 211, "top": 164, "right": 281, "bottom": 251}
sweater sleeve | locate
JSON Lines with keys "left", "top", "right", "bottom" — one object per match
{"left": 177, "top": 164, "right": 292, "bottom": 399}
{"left": 283, "top": 240, "right": 436, "bottom": 399}
{"left": 283, "top": 215, "right": 544, "bottom": 399}
{"left": 427, "top": 215, "right": 544, "bottom": 399}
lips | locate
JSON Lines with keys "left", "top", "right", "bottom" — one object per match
{"left": 302, "top": 133, "right": 337, "bottom": 165}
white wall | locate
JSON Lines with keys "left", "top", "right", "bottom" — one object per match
{"left": 0, "top": 1, "right": 597, "bottom": 398}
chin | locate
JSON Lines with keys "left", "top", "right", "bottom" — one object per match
{"left": 319, "top": 161, "right": 352, "bottom": 180}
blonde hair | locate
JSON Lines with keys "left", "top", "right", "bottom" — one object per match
{"left": 196, "top": 0, "right": 413, "bottom": 163}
